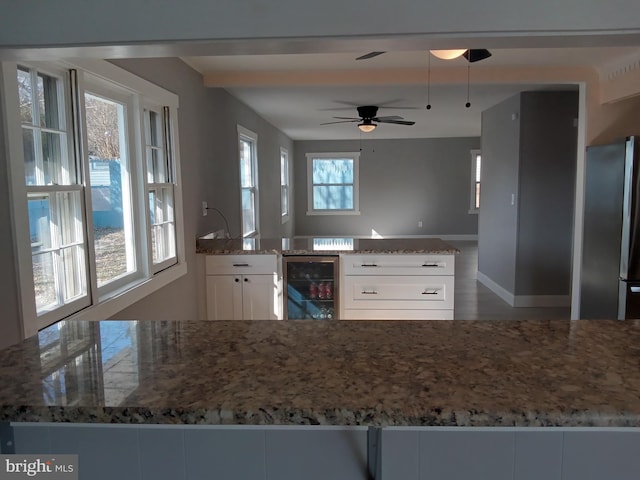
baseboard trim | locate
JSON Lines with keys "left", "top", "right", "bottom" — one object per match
{"left": 477, "top": 271, "right": 515, "bottom": 305}
{"left": 512, "top": 295, "right": 571, "bottom": 308}
{"left": 477, "top": 271, "right": 571, "bottom": 308}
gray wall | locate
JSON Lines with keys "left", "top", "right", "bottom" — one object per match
{"left": 294, "top": 137, "right": 479, "bottom": 237}
{"left": 106, "top": 58, "right": 293, "bottom": 321}
{"left": 1, "top": 0, "right": 637, "bottom": 49}
{"left": 0, "top": 64, "right": 23, "bottom": 349}
{"left": 516, "top": 91, "right": 577, "bottom": 296}
{"left": 478, "top": 95, "right": 522, "bottom": 293}
{"left": 478, "top": 91, "right": 577, "bottom": 298}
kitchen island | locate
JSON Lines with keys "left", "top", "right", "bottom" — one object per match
{"left": 1, "top": 319, "right": 640, "bottom": 479}
{"left": 198, "top": 237, "right": 460, "bottom": 320}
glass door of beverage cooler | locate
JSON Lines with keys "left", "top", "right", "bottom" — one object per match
{"left": 283, "top": 256, "right": 339, "bottom": 320}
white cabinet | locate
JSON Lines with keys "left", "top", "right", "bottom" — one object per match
{"left": 205, "top": 254, "right": 281, "bottom": 320}
{"left": 341, "top": 254, "right": 455, "bottom": 320}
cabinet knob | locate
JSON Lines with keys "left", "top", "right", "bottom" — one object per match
{"left": 244, "top": 277, "right": 249, "bottom": 282}
{"left": 235, "top": 278, "right": 240, "bottom": 283}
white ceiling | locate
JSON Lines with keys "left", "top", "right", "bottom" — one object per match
{"left": 182, "top": 46, "right": 639, "bottom": 141}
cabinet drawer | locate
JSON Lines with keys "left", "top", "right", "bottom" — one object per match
{"left": 343, "top": 309, "right": 454, "bottom": 320}
{"left": 341, "top": 254, "right": 454, "bottom": 276}
{"left": 343, "top": 275, "right": 454, "bottom": 310}
{"left": 205, "top": 254, "right": 278, "bottom": 275}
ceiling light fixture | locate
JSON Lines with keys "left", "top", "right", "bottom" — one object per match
{"left": 358, "top": 120, "right": 377, "bottom": 133}
{"left": 430, "top": 49, "right": 467, "bottom": 60}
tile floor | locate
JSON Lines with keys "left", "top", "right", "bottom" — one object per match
{"left": 450, "top": 241, "right": 571, "bottom": 320}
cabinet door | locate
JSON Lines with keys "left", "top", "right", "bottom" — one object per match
{"left": 205, "top": 275, "right": 243, "bottom": 320}
{"left": 242, "top": 274, "right": 279, "bottom": 320}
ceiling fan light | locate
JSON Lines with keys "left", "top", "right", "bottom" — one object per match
{"left": 358, "top": 122, "right": 377, "bottom": 133}
{"left": 430, "top": 49, "right": 467, "bottom": 60}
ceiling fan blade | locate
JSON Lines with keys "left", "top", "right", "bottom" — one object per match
{"left": 356, "top": 51, "right": 386, "bottom": 61}
{"left": 331, "top": 116, "right": 360, "bottom": 120}
{"left": 463, "top": 49, "right": 492, "bottom": 63}
{"left": 373, "top": 115, "right": 404, "bottom": 121}
{"left": 320, "top": 119, "right": 359, "bottom": 125}
{"left": 377, "top": 119, "right": 415, "bottom": 126}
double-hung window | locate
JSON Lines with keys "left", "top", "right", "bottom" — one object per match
{"left": 5, "top": 60, "right": 185, "bottom": 336}
{"left": 145, "top": 106, "right": 177, "bottom": 272}
{"left": 18, "top": 66, "right": 90, "bottom": 322}
{"left": 470, "top": 149, "right": 481, "bottom": 213}
{"left": 238, "top": 125, "right": 259, "bottom": 238}
{"left": 306, "top": 152, "right": 360, "bottom": 215}
{"left": 280, "top": 147, "right": 290, "bottom": 222}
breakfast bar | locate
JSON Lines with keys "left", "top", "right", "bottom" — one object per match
{"left": 1, "top": 319, "right": 640, "bottom": 479}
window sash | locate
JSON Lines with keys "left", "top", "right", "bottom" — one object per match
{"left": 470, "top": 149, "right": 481, "bottom": 212}
{"left": 238, "top": 126, "right": 259, "bottom": 237}
{"left": 306, "top": 153, "right": 360, "bottom": 214}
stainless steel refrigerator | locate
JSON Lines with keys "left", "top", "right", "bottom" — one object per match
{"left": 581, "top": 136, "right": 640, "bottom": 319}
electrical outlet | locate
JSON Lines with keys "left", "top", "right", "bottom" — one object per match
{"left": 418, "top": 220, "right": 423, "bottom": 228}
{"left": 202, "top": 201, "right": 208, "bottom": 216}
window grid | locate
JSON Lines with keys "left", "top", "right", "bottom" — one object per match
{"left": 306, "top": 153, "right": 360, "bottom": 215}
{"left": 19, "top": 65, "right": 89, "bottom": 318}
{"left": 238, "top": 127, "right": 259, "bottom": 237}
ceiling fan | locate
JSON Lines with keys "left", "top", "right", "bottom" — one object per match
{"left": 355, "top": 49, "right": 492, "bottom": 62}
{"left": 321, "top": 105, "right": 415, "bottom": 132}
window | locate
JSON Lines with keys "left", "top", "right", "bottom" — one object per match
{"left": 238, "top": 125, "right": 259, "bottom": 237}
{"left": 18, "top": 66, "right": 90, "bottom": 322}
{"left": 145, "top": 107, "right": 177, "bottom": 272}
{"left": 470, "top": 149, "right": 481, "bottom": 213}
{"left": 5, "top": 60, "right": 185, "bottom": 335}
{"left": 280, "top": 147, "right": 290, "bottom": 222}
{"left": 306, "top": 152, "right": 360, "bottom": 215}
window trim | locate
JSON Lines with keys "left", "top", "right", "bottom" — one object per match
{"left": 2, "top": 59, "right": 186, "bottom": 338}
{"left": 280, "top": 146, "right": 290, "bottom": 223}
{"left": 469, "top": 149, "right": 481, "bottom": 214}
{"left": 306, "top": 152, "right": 360, "bottom": 216}
{"left": 237, "top": 125, "right": 259, "bottom": 237}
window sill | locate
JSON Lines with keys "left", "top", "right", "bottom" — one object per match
{"left": 63, "top": 261, "right": 188, "bottom": 322}
{"left": 306, "top": 210, "right": 361, "bottom": 216}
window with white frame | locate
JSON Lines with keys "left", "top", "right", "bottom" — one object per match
{"left": 5, "top": 60, "right": 185, "bottom": 335}
{"left": 145, "top": 107, "right": 177, "bottom": 272}
{"left": 280, "top": 147, "right": 290, "bottom": 221}
{"left": 306, "top": 152, "right": 360, "bottom": 215}
{"left": 18, "top": 66, "right": 90, "bottom": 321}
{"left": 470, "top": 149, "right": 481, "bottom": 213}
{"left": 238, "top": 126, "right": 259, "bottom": 237}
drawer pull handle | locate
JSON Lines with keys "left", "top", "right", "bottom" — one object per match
{"left": 361, "top": 290, "right": 378, "bottom": 295}
{"left": 232, "top": 263, "right": 250, "bottom": 267}
{"left": 422, "top": 263, "right": 440, "bottom": 267}
{"left": 422, "top": 289, "right": 439, "bottom": 295}
{"left": 361, "top": 263, "right": 378, "bottom": 267}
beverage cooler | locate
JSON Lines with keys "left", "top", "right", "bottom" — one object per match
{"left": 283, "top": 255, "right": 339, "bottom": 320}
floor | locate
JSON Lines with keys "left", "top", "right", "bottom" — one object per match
{"left": 450, "top": 241, "right": 571, "bottom": 320}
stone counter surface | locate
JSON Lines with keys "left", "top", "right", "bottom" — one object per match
{"left": 196, "top": 237, "right": 460, "bottom": 255}
{"left": 1, "top": 319, "right": 640, "bottom": 427}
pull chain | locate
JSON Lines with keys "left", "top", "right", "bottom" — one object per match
{"left": 426, "top": 53, "right": 432, "bottom": 110}
{"left": 465, "top": 63, "right": 471, "bottom": 108}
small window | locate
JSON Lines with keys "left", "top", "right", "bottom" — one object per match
{"left": 145, "top": 107, "right": 177, "bottom": 271}
{"left": 470, "top": 149, "right": 481, "bottom": 213}
{"left": 280, "top": 147, "right": 290, "bottom": 222}
{"left": 238, "top": 126, "right": 259, "bottom": 237}
{"left": 306, "top": 152, "right": 360, "bottom": 215}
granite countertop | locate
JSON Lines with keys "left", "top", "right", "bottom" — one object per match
{"left": 1, "top": 319, "right": 640, "bottom": 427}
{"left": 196, "top": 236, "right": 460, "bottom": 255}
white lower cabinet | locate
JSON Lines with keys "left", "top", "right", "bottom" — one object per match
{"left": 341, "top": 254, "right": 455, "bottom": 320}
{"left": 205, "top": 254, "right": 281, "bottom": 320}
